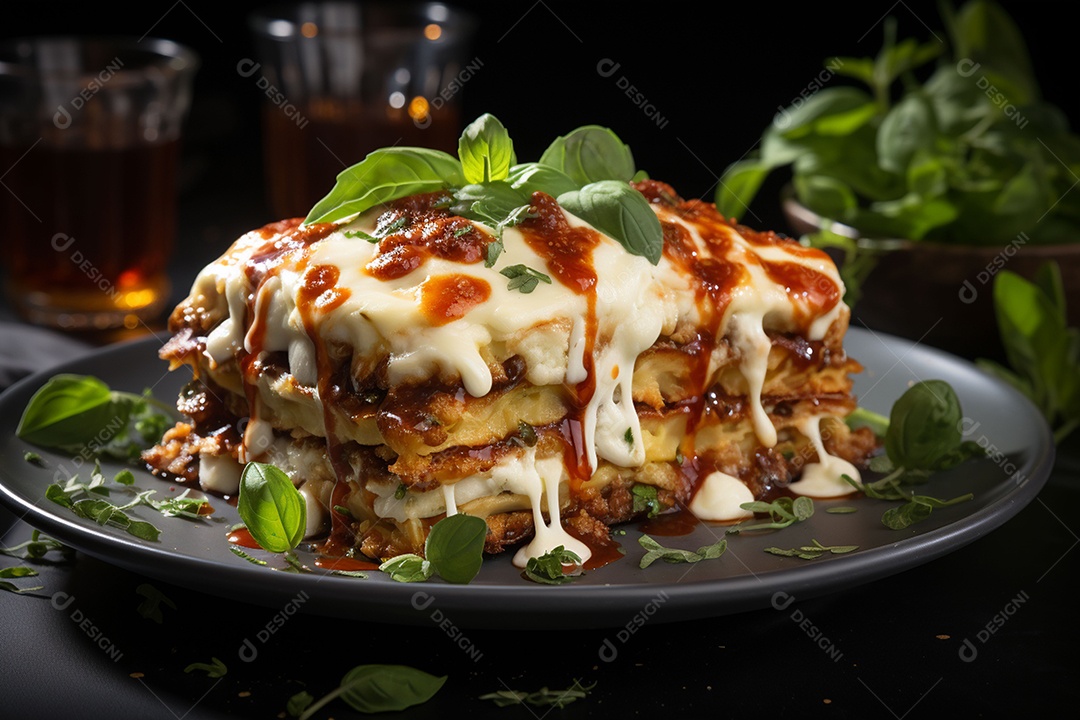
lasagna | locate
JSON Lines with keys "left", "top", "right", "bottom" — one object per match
{"left": 145, "top": 178, "right": 876, "bottom": 567}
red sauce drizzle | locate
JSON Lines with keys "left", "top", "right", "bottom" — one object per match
{"left": 365, "top": 193, "right": 489, "bottom": 280}
{"left": 304, "top": 264, "right": 351, "bottom": 313}
{"left": 518, "top": 191, "right": 602, "bottom": 491}
{"left": 226, "top": 527, "right": 261, "bottom": 549}
{"left": 419, "top": 274, "right": 491, "bottom": 325}
{"left": 639, "top": 507, "right": 700, "bottom": 537}
{"left": 759, "top": 259, "right": 840, "bottom": 326}
{"left": 566, "top": 526, "right": 623, "bottom": 570}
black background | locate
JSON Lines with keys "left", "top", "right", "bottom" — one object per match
{"left": 5, "top": 0, "right": 1080, "bottom": 276}
{"left": 3, "top": 3, "right": 1080, "bottom": 719}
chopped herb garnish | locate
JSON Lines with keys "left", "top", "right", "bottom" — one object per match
{"left": 826, "top": 506, "right": 858, "bottom": 514}
{"left": 0, "top": 564, "right": 43, "bottom": 594}
{"left": 513, "top": 421, "right": 538, "bottom": 448}
{"left": 623, "top": 427, "right": 634, "bottom": 447}
{"left": 394, "top": 483, "right": 408, "bottom": 500}
{"left": 631, "top": 484, "right": 662, "bottom": 518}
{"left": 0, "top": 530, "right": 72, "bottom": 561}
{"left": 343, "top": 229, "right": 378, "bottom": 243}
{"left": 23, "top": 451, "right": 44, "bottom": 466}
{"left": 727, "top": 496, "right": 814, "bottom": 534}
{"left": 453, "top": 224, "right": 472, "bottom": 238}
{"left": 184, "top": 657, "right": 228, "bottom": 678}
{"left": 638, "top": 534, "right": 727, "bottom": 569}
{"left": 500, "top": 264, "right": 552, "bottom": 294}
{"left": 480, "top": 680, "right": 595, "bottom": 709}
{"left": 379, "top": 554, "right": 433, "bottom": 583}
{"left": 229, "top": 546, "right": 268, "bottom": 566}
{"left": 524, "top": 545, "right": 583, "bottom": 585}
{"left": 765, "top": 539, "right": 859, "bottom": 560}
{"left": 287, "top": 691, "right": 314, "bottom": 718}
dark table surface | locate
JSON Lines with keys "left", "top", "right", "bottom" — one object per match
{"left": 4, "top": 2, "right": 1080, "bottom": 717}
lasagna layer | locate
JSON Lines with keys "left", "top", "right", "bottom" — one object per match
{"left": 145, "top": 179, "right": 876, "bottom": 566}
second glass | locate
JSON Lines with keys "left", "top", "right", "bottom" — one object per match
{"left": 248, "top": 1, "right": 477, "bottom": 220}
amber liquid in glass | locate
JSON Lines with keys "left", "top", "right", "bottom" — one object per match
{"left": 1, "top": 139, "right": 179, "bottom": 330}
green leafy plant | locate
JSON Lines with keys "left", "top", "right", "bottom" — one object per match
{"left": 305, "top": 113, "right": 663, "bottom": 265}
{"left": 717, "top": 0, "right": 1080, "bottom": 301}
{"left": 977, "top": 263, "right": 1080, "bottom": 444}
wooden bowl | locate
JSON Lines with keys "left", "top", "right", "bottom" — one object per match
{"left": 781, "top": 187, "right": 1080, "bottom": 363}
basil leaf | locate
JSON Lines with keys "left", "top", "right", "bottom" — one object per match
{"left": 876, "top": 93, "right": 936, "bottom": 174}
{"left": 458, "top": 113, "right": 516, "bottom": 184}
{"left": 305, "top": 148, "right": 464, "bottom": 224}
{"left": 557, "top": 181, "right": 662, "bottom": 264}
{"left": 16, "top": 374, "right": 122, "bottom": 452}
{"left": 424, "top": 514, "right": 487, "bottom": 584}
{"left": 506, "top": 162, "right": 579, "bottom": 198}
{"left": 338, "top": 665, "right": 446, "bottom": 714}
{"left": 450, "top": 181, "right": 530, "bottom": 228}
{"left": 237, "top": 462, "right": 306, "bottom": 553}
{"left": 539, "top": 125, "right": 636, "bottom": 185}
{"left": 884, "top": 380, "right": 963, "bottom": 470}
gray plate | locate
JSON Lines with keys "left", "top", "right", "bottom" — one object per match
{"left": 0, "top": 328, "right": 1055, "bottom": 629}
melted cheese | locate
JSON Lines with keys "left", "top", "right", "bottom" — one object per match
{"left": 689, "top": 470, "right": 755, "bottom": 522}
{"left": 187, "top": 194, "right": 850, "bottom": 556}
{"left": 789, "top": 416, "right": 862, "bottom": 498}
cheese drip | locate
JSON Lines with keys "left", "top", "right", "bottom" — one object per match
{"left": 504, "top": 448, "right": 591, "bottom": 568}
{"left": 789, "top": 415, "right": 862, "bottom": 498}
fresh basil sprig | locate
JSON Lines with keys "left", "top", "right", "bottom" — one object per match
{"left": 379, "top": 513, "right": 487, "bottom": 584}
{"left": 237, "top": 462, "right": 306, "bottom": 553}
{"left": 296, "top": 664, "right": 446, "bottom": 719}
{"left": 17, "top": 374, "right": 174, "bottom": 462}
{"left": 302, "top": 113, "right": 664, "bottom": 265}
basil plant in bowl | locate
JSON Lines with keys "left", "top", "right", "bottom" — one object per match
{"left": 717, "top": 0, "right": 1080, "bottom": 361}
